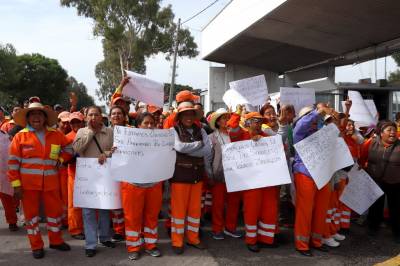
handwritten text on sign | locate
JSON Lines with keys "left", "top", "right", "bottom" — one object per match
{"left": 222, "top": 135, "right": 291, "bottom": 192}
{"left": 280, "top": 87, "right": 315, "bottom": 116}
{"left": 347, "top": 90, "right": 376, "bottom": 126}
{"left": 294, "top": 124, "right": 354, "bottom": 189}
{"left": 74, "top": 158, "right": 121, "bottom": 209}
{"left": 111, "top": 126, "right": 176, "bottom": 183}
{"left": 340, "top": 165, "right": 384, "bottom": 215}
{"left": 227, "top": 75, "right": 269, "bottom": 107}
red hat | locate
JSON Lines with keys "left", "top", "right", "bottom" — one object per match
{"left": 69, "top": 112, "right": 84, "bottom": 122}
{"left": 112, "top": 96, "right": 131, "bottom": 106}
{"left": 176, "top": 90, "right": 200, "bottom": 103}
{"left": 147, "top": 105, "right": 162, "bottom": 114}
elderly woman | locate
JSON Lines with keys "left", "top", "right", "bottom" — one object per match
{"left": 72, "top": 106, "right": 115, "bottom": 257}
{"left": 360, "top": 121, "right": 400, "bottom": 243}
{"left": 8, "top": 102, "right": 73, "bottom": 259}
{"left": 170, "top": 101, "right": 212, "bottom": 255}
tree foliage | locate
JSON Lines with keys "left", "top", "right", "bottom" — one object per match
{"left": 389, "top": 52, "right": 400, "bottom": 83}
{"left": 61, "top": 77, "right": 95, "bottom": 110}
{"left": 61, "top": 0, "right": 199, "bottom": 101}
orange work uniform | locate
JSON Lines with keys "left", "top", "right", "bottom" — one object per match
{"left": 227, "top": 113, "right": 280, "bottom": 245}
{"left": 65, "top": 130, "right": 83, "bottom": 236}
{"left": 121, "top": 182, "right": 162, "bottom": 252}
{"left": 8, "top": 127, "right": 73, "bottom": 250}
{"left": 0, "top": 192, "right": 18, "bottom": 225}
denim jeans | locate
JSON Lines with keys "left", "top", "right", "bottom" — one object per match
{"left": 82, "top": 208, "right": 111, "bottom": 249}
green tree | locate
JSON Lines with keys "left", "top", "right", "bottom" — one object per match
{"left": 61, "top": 0, "right": 199, "bottom": 101}
{"left": 0, "top": 43, "right": 19, "bottom": 92}
{"left": 389, "top": 52, "right": 400, "bottom": 83}
{"left": 60, "top": 76, "right": 95, "bottom": 110}
{"left": 164, "top": 83, "right": 194, "bottom": 103}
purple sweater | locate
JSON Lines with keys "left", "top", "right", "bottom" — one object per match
{"left": 292, "top": 110, "right": 320, "bottom": 177}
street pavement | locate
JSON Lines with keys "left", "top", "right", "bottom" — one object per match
{"left": 0, "top": 207, "right": 399, "bottom": 266}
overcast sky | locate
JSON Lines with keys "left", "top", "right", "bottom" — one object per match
{"left": 1, "top": 0, "right": 398, "bottom": 105}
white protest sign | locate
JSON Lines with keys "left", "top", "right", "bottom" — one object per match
{"left": 0, "top": 134, "right": 13, "bottom": 196}
{"left": 123, "top": 70, "right": 164, "bottom": 107}
{"left": 74, "top": 158, "right": 121, "bottom": 209}
{"left": 347, "top": 91, "right": 376, "bottom": 126}
{"left": 111, "top": 126, "right": 176, "bottom": 183}
{"left": 225, "top": 75, "right": 268, "bottom": 107}
{"left": 294, "top": 124, "right": 354, "bottom": 189}
{"left": 222, "top": 135, "right": 291, "bottom": 192}
{"left": 280, "top": 87, "right": 315, "bottom": 116}
{"left": 364, "top": 99, "right": 379, "bottom": 123}
{"left": 340, "top": 165, "right": 384, "bottom": 215}
{"left": 222, "top": 89, "right": 249, "bottom": 109}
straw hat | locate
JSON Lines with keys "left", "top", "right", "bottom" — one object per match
{"left": 14, "top": 102, "right": 58, "bottom": 127}
{"left": 209, "top": 108, "right": 229, "bottom": 130}
{"left": 244, "top": 112, "right": 263, "bottom": 121}
{"left": 174, "top": 101, "right": 200, "bottom": 121}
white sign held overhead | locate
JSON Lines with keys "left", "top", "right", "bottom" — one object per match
{"left": 222, "top": 135, "right": 292, "bottom": 192}
{"left": 340, "top": 165, "right": 384, "bottom": 215}
{"left": 364, "top": 99, "right": 379, "bottom": 123}
{"left": 0, "top": 134, "right": 12, "bottom": 196}
{"left": 294, "top": 124, "right": 354, "bottom": 189}
{"left": 225, "top": 75, "right": 268, "bottom": 107}
{"left": 280, "top": 87, "right": 315, "bottom": 116}
{"left": 123, "top": 70, "right": 164, "bottom": 107}
{"left": 347, "top": 91, "right": 376, "bottom": 127}
{"left": 74, "top": 158, "right": 121, "bottom": 210}
{"left": 111, "top": 126, "right": 176, "bottom": 183}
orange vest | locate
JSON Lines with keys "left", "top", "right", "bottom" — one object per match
{"left": 66, "top": 130, "right": 77, "bottom": 178}
{"left": 8, "top": 127, "right": 73, "bottom": 191}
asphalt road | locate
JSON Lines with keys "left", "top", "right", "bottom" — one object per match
{"left": 0, "top": 207, "right": 399, "bottom": 266}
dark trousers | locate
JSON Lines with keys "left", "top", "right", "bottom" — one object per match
{"left": 367, "top": 182, "right": 400, "bottom": 237}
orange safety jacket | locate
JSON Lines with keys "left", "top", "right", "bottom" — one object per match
{"left": 8, "top": 126, "right": 73, "bottom": 191}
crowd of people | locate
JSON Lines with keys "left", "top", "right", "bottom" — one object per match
{"left": 0, "top": 76, "right": 399, "bottom": 261}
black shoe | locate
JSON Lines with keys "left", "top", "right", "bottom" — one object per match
{"left": 187, "top": 242, "right": 207, "bottom": 250}
{"left": 85, "top": 249, "right": 96, "bottom": 257}
{"left": 172, "top": 246, "right": 184, "bottom": 255}
{"left": 71, "top": 233, "right": 85, "bottom": 240}
{"left": 313, "top": 245, "right": 329, "bottom": 252}
{"left": 32, "top": 249, "right": 45, "bottom": 259}
{"left": 247, "top": 244, "right": 260, "bottom": 253}
{"left": 8, "top": 223, "right": 19, "bottom": 232}
{"left": 49, "top": 242, "right": 71, "bottom": 251}
{"left": 297, "top": 249, "right": 313, "bottom": 257}
{"left": 112, "top": 233, "right": 125, "bottom": 242}
{"left": 145, "top": 247, "right": 162, "bottom": 257}
{"left": 258, "top": 242, "right": 279, "bottom": 248}
{"left": 101, "top": 241, "right": 116, "bottom": 248}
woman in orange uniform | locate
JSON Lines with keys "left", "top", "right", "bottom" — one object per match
{"left": 8, "top": 103, "right": 73, "bottom": 259}
{"left": 120, "top": 112, "right": 164, "bottom": 260}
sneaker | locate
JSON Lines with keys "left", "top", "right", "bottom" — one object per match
{"left": 85, "top": 249, "right": 96, "bottom": 257}
{"left": 224, "top": 229, "right": 242, "bottom": 238}
{"left": 333, "top": 233, "right": 346, "bottom": 241}
{"left": 71, "top": 233, "right": 85, "bottom": 240}
{"left": 128, "top": 251, "right": 140, "bottom": 260}
{"left": 145, "top": 247, "right": 161, "bottom": 257}
{"left": 101, "top": 241, "right": 116, "bottom": 248}
{"left": 112, "top": 233, "right": 125, "bottom": 242}
{"left": 246, "top": 244, "right": 260, "bottom": 253}
{"left": 49, "top": 242, "right": 71, "bottom": 251}
{"left": 32, "top": 249, "right": 45, "bottom": 259}
{"left": 297, "top": 249, "right": 313, "bottom": 257}
{"left": 8, "top": 224, "right": 19, "bottom": 232}
{"left": 212, "top": 232, "right": 225, "bottom": 240}
{"left": 322, "top": 238, "right": 340, "bottom": 247}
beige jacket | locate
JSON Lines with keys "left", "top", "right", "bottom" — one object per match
{"left": 72, "top": 125, "right": 113, "bottom": 158}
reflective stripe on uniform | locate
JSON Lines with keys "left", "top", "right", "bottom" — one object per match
{"left": 187, "top": 225, "right": 199, "bottom": 233}
{"left": 187, "top": 216, "right": 200, "bottom": 224}
{"left": 8, "top": 164, "right": 20, "bottom": 170}
{"left": 245, "top": 224, "right": 257, "bottom": 230}
{"left": 21, "top": 158, "right": 57, "bottom": 166}
{"left": 125, "top": 231, "right": 139, "bottom": 237}
{"left": 340, "top": 218, "right": 350, "bottom": 223}
{"left": 311, "top": 233, "right": 322, "bottom": 240}
{"left": 20, "top": 168, "right": 58, "bottom": 176}
{"left": 144, "top": 227, "right": 157, "bottom": 235}
{"left": 327, "top": 209, "right": 333, "bottom": 215}
{"left": 47, "top": 217, "right": 62, "bottom": 224}
{"left": 47, "top": 226, "right": 60, "bottom": 232}
{"left": 342, "top": 211, "right": 351, "bottom": 216}
{"left": 144, "top": 238, "right": 157, "bottom": 244}
{"left": 258, "top": 221, "right": 276, "bottom": 230}
{"left": 112, "top": 218, "right": 124, "bottom": 224}
{"left": 171, "top": 227, "right": 184, "bottom": 234}
{"left": 113, "top": 210, "right": 123, "bottom": 215}
{"left": 8, "top": 155, "right": 22, "bottom": 162}
{"left": 126, "top": 239, "right": 143, "bottom": 247}
{"left": 334, "top": 213, "right": 341, "bottom": 217}
{"left": 326, "top": 218, "right": 332, "bottom": 223}
{"left": 296, "top": 235, "right": 310, "bottom": 242}
{"left": 27, "top": 227, "right": 40, "bottom": 235}
{"left": 27, "top": 216, "right": 39, "bottom": 225}
{"left": 257, "top": 229, "right": 274, "bottom": 237}
{"left": 246, "top": 232, "right": 257, "bottom": 238}
{"left": 171, "top": 217, "right": 185, "bottom": 225}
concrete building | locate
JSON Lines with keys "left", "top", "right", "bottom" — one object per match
{"left": 201, "top": 0, "right": 400, "bottom": 118}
